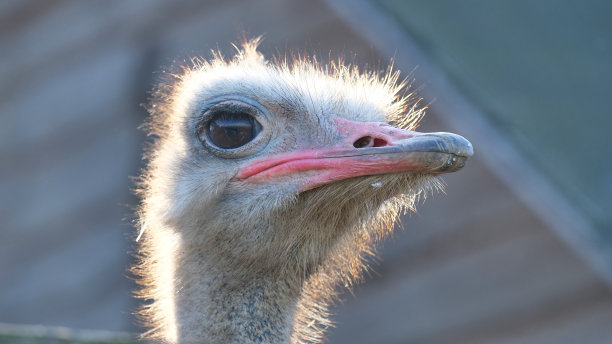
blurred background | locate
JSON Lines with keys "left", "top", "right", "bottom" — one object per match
{"left": 1, "top": 0, "right": 611, "bottom": 343}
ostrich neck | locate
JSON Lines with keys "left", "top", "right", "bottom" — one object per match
{"left": 169, "top": 237, "right": 302, "bottom": 344}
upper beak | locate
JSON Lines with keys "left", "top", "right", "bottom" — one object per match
{"left": 237, "top": 117, "right": 473, "bottom": 191}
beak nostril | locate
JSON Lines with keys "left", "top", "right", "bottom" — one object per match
{"left": 353, "top": 136, "right": 372, "bottom": 148}
{"left": 353, "top": 136, "right": 389, "bottom": 148}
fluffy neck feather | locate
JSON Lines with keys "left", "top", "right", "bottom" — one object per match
{"left": 174, "top": 246, "right": 301, "bottom": 343}
{"left": 136, "top": 175, "right": 428, "bottom": 344}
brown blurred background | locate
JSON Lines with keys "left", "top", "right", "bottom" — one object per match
{"left": 1, "top": 0, "right": 611, "bottom": 343}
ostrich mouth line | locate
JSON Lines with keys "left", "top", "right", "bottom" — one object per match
{"left": 237, "top": 132, "right": 473, "bottom": 189}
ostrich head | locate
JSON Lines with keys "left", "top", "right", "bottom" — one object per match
{"left": 135, "top": 39, "right": 472, "bottom": 343}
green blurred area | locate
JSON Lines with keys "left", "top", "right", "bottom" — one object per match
{"left": 0, "top": 326, "right": 139, "bottom": 344}
{"left": 0, "top": 335, "right": 137, "bottom": 344}
{"left": 376, "top": 0, "right": 612, "bottom": 237}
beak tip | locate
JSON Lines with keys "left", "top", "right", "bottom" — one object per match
{"left": 437, "top": 132, "right": 473, "bottom": 157}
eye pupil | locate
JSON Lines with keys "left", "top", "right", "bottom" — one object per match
{"left": 204, "top": 111, "right": 261, "bottom": 149}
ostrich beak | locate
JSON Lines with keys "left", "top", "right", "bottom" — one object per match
{"left": 238, "top": 117, "right": 473, "bottom": 191}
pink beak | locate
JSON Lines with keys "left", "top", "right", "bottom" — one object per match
{"left": 237, "top": 117, "right": 473, "bottom": 191}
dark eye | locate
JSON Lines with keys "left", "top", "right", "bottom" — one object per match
{"left": 203, "top": 111, "right": 262, "bottom": 149}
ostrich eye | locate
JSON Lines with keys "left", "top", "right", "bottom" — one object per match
{"left": 204, "top": 111, "right": 262, "bottom": 149}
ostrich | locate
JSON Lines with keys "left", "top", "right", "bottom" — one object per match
{"left": 133, "top": 39, "right": 472, "bottom": 344}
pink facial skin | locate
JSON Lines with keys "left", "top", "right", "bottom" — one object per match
{"left": 237, "top": 117, "right": 446, "bottom": 192}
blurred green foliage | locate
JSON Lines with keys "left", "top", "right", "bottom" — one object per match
{"left": 377, "top": 0, "right": 612, "bottom": 239}
{"left": 0, "top": 335, "right": 138, "bottom": 344}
